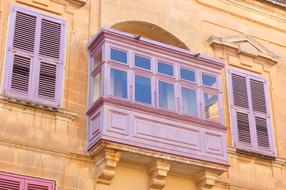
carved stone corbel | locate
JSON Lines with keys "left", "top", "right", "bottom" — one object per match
{"left": 95, "top": 149, "right": 122, "bottom": 185}
{"left": 196, "top": 169, "right": 221, "bottom": 190}
{"left": 148, "top": 160, "right": 171, "bottom": 190}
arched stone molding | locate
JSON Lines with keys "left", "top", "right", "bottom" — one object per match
{"left": 112, "top": 21, "right": 189, "bottom": 50}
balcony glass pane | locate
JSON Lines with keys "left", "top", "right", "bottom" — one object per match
{"left": 92, "top": 72, "right": 101, "bottom": 102}
{"left": 93, "top": 50, "right": 102, "bottom": 70}
{"left": 180, "top": 68, "right": 195, "bottom": 82}
{"left": 158, "top": 62, "right": 173, "bottom": 76}
{"left": 110, "top": 48, "right": 127, "bottom": 64}
{"left": 181, "top": 87, "right": 197, "bottom": 116}
{"left": 159, "top": 81, "right": 175, "bottom": 110}
{"left": 202, "top": 74, "right": 217, "bottom": 88}
{"left": 110, "top": 68, "right": 127, "bottom": 99}
{"left": 135, "top": 55, "right": 151, "bottom": 70}
{"left": 135, "top": 75, "right": 151, "bottom": 104}
{"left": 204, "top": 92, "right": 219, "bottom": 121}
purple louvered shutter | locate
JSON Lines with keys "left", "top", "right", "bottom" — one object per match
{"left": 5, "top": 6, "right": 65, "bottom": 107}
{"left": 231, "top": 73, "right": 252, "bottom": 145}
{"left": 0, "top": 173, "right": 24, "bottom": 190}
{"left": 0, "top": 172, "right": 55, "bottom": 190}
{"left": 6, "top": 9, "right": 37, "bottom": 96}
{"left": 13, "top": 11, "right": 36, "bottom": 53}
{"left": 35, "top": 15, "right": 64, "bottom": 106}
{"left": 229, "top": 69, "right": 274, "bottom": 156}
{"left": 38, "top": 62, "right": 57, "bottom": 99}
{"left": 10, "top": 54, "right": 31, "bottom": 93}
{"left": 250, "top": 79, "right": 271, "bottom": 150}
{"left": 26, "top": 179, "right": 54, "bottom": 190}
{"left": 39, "top": 19, "right": 62, "bottom": 59}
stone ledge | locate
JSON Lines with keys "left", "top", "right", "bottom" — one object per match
{"left": 67, "top": 0, "right": 88, "bottom": 6}
{"left": 0, "top": 95, "right": 78, "bottom": 121}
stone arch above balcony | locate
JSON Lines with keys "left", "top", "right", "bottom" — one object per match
{"left": 111, "top": 21, "right": 189, "bottom": 50}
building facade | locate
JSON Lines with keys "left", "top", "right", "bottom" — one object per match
{"left": 0, "top": 0, "right": 285, "bottom": 189}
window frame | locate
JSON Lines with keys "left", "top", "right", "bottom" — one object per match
{"left": 157, "top": 79, "right": 177, "bottom": 112}
{"left": 133, "top": 53, "right": 152, "bottom": 72}
{"left": 201, "top": 72, "right": 219, "bottom": 89}
{"left": 227, "top": 68, "right": 275, "bottom": 156}
{"left": 179, "top": 84, "right": 199, "bottom": 117}
{"left": 89, "top": 40, "right": 224, "bottom": 124}
{"left": 179, "top": 66, "right": 197, "bottom": 84}
{"left": 156, "top": 59, "right": 175, "bottom": 78}
{"left": 109, "top": 46, "right": 129, "bottom": 65}
{"left": 3, "top": 5, "right": 65, "bottom": 108}
{"left": 133, "top": 73, "right": 153, "bottom": 106}
{"left": 108, "top": 66, "right": 129, "bottom": 100}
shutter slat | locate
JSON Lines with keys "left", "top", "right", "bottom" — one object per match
{"left": 27, "top": 183, "right": 49, "bottom": 190}
{"left": 0, "top": 177, "right": 21, "bottom": 190}
{"left": 38, "top": 62, "right": 57, "bottom": 99}
{"left": 0, "top": 180, "right": 20, "bottom": 190}
{"left": 39, "top": 19, "right": 62, "bottom": 59}
{"left": 11, "top": 55, "right": 31, "bottom": 93}
{"left": 250, "top": 79, "right": 267, "bottom": 113}
{"left": 236, "top": 112, "right": 251, "bottom": 144}
{"left": 256, "top": 117, "right": 270, "bottom": 148}
{"left": 13, "top": 11, "right": 36, "bottom": 52}
{"left": 231, "top": 74, "right": 249, "bottom": 109}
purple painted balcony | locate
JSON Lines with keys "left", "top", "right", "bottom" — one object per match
{"left": 87, "top": 28, "right": 227, "bottom": 165}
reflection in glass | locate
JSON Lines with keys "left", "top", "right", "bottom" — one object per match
{"left": 180, "top": 68, "right": 195, "bottom": 82}
{"left": 181, "top": 87, "right": 197, "bottom": 116}
{"left": 158, "top": 62, "right": 173, "bottom": 76}
{"left": 93, "top": 50, "right": 102, "bottom": 70}
{"left": 135, "top": 55, "right": 151, "bottom": 70}
{"left": 110, "top": 68, "right": 127, "bottom": 98}
{"left": 159, "top": 81, "right": 175, "bottom": 110}
{"left": 202, "top": 74, "right": 217, "bottom": 88}
{"left": 93, "top": 72, "right": 101, "bottom": 102}
{"left": 204, "top": 93, "right": 219, "bottom": 121}
{"left": 110, "top": 48, "right": 127, "bottom": 63}
{"left": 135, "top": 75, "right": 151, "bottom": 104}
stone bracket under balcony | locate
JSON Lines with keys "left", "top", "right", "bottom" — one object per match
{"left": 90, "top": 142, "right": 228, "bottom": 190}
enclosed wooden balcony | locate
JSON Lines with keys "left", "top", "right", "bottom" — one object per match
{"left": 86, "top": 28, "right": 228, "bottom": 188}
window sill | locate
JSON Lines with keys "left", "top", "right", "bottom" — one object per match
{"left": 0, "top": 95, "right": 78, "bottom": 121}
{"left": 69, "top": 0, "right": 87, "bottom": 6}
{"left": 236, "top": 148, "right": 275, "bottom": 160}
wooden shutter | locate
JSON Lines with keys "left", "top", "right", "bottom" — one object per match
{"left": 5, "top": 6, "right": 65, "bottom": 107}
{"left": 38, "top": 62, "right": 57, "bottom": 100}
{"left": 35, "top": 16, "right": 64, "bottom": 105}
{"left": 229, "top": 69, "right": 274, "bottom": 155}
{"left": 7, "top": 9, "right": 37, "bottom": 96}
{"left": 10, "top": 54, "right": 31, "bottom": 93}
{"left": 26, "top": 179, "right": 54, "bottom": 190}
{"left": 231, "top": 73, "right": 252, "bottom": 145}
{"left": 13, "top": 11, "right": 36, "bottom": 52}
{"left": 0, "top": 172, "right": 55, "bottom": 190}
{"left": 39, "top": 19, "right": 62, "bottom": 59}
{"left": 0, "top": 173, "right": 24, "bottom": 190}
{"left": 236, "top": 112, "right": 251, "bottom": 144}
{"left": 250, "top": 78, "right": 271, "bottom": 149}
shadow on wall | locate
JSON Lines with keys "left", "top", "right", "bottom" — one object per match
{"left": 112, "top": 21, "right": 189, "bottom": 50}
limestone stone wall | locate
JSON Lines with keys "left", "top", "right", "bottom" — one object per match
{"left": 0, "top": 0, "right": 286, "bottom": 189}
